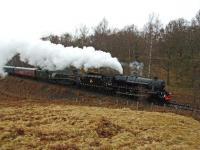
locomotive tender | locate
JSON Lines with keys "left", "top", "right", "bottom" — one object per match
{"left": 3, "top": 66, "right": 172, "bottom": 104}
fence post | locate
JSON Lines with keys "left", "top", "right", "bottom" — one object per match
{"left": 131, "top": 101, "right": 134, "bottom": 109}
{"left": 127, "top": 100, "right": 129, "bottom": 106}
{"left": 164, "top": 104, "right": 166, "bottom": 112}
{"left": 175, "top": 105, "right": 178, "bottom": 114}
{"left": 137, "top": 101, "right": 139, "bottom": 110}
{"left": 192, "top": 109, "right": 196, "bottom": 117}
{"left": 151, "top": 103, "right": 153, "bottom": 111}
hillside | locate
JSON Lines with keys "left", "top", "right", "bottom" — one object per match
{"left": 0, "top": 99, "right": 200, "bottom": 150}
{"left": 0, "top": 77, "right": 200, "bottom": 149}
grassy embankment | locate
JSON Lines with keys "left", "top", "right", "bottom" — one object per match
{"left": 0, "top": 98, "right": 200, "bottom": 150}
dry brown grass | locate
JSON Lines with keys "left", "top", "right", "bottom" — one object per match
{"left": 0, "top": 98, "right": 200, "bottom": 150}
{"left": 0, "top": 76, "right": 200, "bottom": 149}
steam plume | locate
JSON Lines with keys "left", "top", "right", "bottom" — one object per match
{"left": 0, "top": 38, "right": 123, "bottom": 76}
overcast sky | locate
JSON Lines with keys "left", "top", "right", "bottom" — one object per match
{"left": 0, "top": 0, "right": 199, "bottom": 38}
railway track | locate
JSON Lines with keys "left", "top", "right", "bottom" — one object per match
{"left": 166, "top": 102, "right": 200, "bottom": 114}
{"left": 81, "top": 86, "right": 200, "bottom": 114}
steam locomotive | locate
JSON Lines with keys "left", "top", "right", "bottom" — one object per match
{"left": 3, "top": 66, "right": 172, "bottom": 104}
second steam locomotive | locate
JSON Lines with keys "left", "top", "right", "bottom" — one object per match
{"left": 3, "top": 66, "right": 172, "bottom": 104}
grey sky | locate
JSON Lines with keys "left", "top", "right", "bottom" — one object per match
{"left": 0, "top": 0, "right": 199, "bottom": 38}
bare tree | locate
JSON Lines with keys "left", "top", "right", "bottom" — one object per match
{"left": 60, "top": 33, "right": 72, "bottom": 47}
{"left": 41, "top": 34, "right": 60, "bottom": 44}
{"left": 144, "top": 13, "right": 162, "bottom": 78}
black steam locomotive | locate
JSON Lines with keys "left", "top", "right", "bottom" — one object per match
{"left": 3, "top": 66, "right": 172, "bottom": 104}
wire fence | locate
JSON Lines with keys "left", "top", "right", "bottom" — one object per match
{"left": 66, "top": 93, "right": 200, "bottom": 121}
{"left": 1, "top": 84, "right": 199, "bottom": 121}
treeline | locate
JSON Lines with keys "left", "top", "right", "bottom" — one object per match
{"left": 41, "top": 10, "right": 200, "bottom": 89}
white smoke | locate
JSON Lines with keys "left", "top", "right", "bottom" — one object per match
{"left": 0, "top": 38, "right": 123, "bottom": 76}
{"left": 129, "top": 61, "right": 144, "bottom": 76}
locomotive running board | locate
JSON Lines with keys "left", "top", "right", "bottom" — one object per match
{"left": 116, "top": 91, "right": 148, "bottom": 97}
